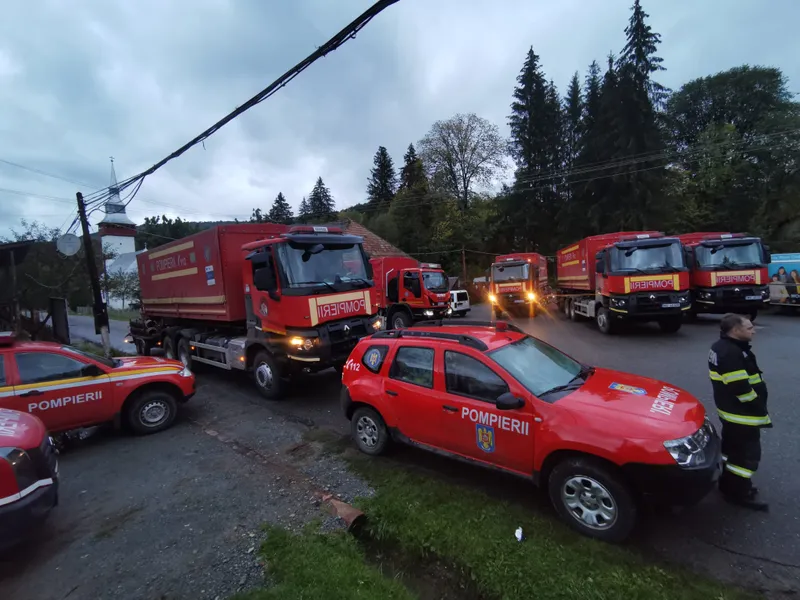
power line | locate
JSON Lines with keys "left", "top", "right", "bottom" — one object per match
{"left": 0, "top": 158, "right": 97, "bottom": 188}
{"left": 100, "top": 0, "right": 400, "bottom": 211}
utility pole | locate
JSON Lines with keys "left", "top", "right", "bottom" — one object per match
{"left": 76, "top": 192, "right": 111, "bottom": 357}
{"left": 461, "top": 246, "right": 468, "bottom": 290}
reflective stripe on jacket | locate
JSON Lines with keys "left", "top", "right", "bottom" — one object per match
{"left": 708, "top": 335, "right": 771, "bottom": 428}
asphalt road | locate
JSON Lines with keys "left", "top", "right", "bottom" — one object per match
{"left": 67, "top": 315, "right": 131, "bottom": 353}
{"left": 25, "top": 306, "right": 799, "bottom": 597}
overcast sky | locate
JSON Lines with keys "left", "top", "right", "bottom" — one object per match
{"left": 1, "top": 0, "right": 798, "bottom": 239}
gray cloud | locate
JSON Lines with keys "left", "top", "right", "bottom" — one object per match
{"left": 1, "top": 0, "right": 798, "bottom": 236}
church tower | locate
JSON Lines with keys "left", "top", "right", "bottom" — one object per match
{"left": 98, "top": 157, "right": 137, "bottom": 265}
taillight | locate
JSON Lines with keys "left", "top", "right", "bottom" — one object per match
{"left": 0, "top": 448, "right": 38, "bottom": 493}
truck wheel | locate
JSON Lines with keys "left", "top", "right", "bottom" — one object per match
{"left": 252, "top": 350, "right": 285, "bottom": 400}
{"left": 125, "top": 389, "right": 178, "bottom": 435}
{"left": 163, "top": 336, "right": 176, "bottom": 360}
{"left": 596, "top": 307, "right": 614, "bottom": 334}
{"left": 569, "top": 300, "right": 579, "bottom": 322}
{"left": 176, "top": 337, "right": 193, "bottom": 370}
{"left": 548, "top": 457, "right": 637, "bottom": 543}
{"left": 134, "top": 339, "right": 151, "bottom": 356}
{"left": 390, "top": 311, "right": 411, "bottom": 330}
{"left": 659, "top": 318, "right": 682, "bottom": 333}
{"left": 351, "top": 406, "right": 389, "bottom": 456}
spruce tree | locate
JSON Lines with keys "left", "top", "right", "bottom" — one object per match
{"left": 249, "top": 207, "right": 265, "bottom": 223}
{"left": 390, "top": 143, "right": 433, "bottom": 252}
{"left": 366, "top": 146, "right": 397, "bottom": 210}
{"left": 307, "top": 177, "right": 336, "bottom": 222}
{"left": 399, "top": 144, "right": 427, "bottom": 191}
{"left": 298, "top": 197, "right": 311, "bottom": 223}
{"left": 506, "top": 47, "right": 563, "bottom": 251}
{"left": 267, "top": 192, "right": 294, "bottom": 224}
{"left": 619, "top": 0, "right": 668, "bottom": 108}
{"left": 564, "top": 72, "right": 584, "bottom": 170}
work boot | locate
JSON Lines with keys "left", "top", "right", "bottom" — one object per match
{"left": 722, "top": 493, "right": 769, "bottom": 512}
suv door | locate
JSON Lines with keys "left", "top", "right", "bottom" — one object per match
{"left": 385, "top": 345, "right": 442, "bottom": 447}
{"left": 11, "top": 351, "right": 112, "bottom": 431}
{"left": 441, "top": 350, "right": 533, "bottom": 474}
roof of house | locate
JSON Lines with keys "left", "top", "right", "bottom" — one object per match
{"left": 106, "top": 250, "right": 146, "bottom": 274}
{"left": 328, "top": 219, "right": 408, "bottom": 258}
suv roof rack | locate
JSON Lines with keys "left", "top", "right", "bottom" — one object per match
{"left": 412, "top": 319, "right": 525, "bottom": 334}
{"left": 371, "top": 329, "right": 489, "bottom": 351}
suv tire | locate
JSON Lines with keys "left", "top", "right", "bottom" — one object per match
{"left": 351, "top": 406, "right": 389, "bottom": 456}
{"left": 125, "top": 389, "right": 178, "bottom": 435}
{"left": 548, "top": 457, "right": 637, "bottom": 543}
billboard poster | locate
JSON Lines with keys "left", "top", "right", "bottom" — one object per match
{"left": 768, "top": 253, "right": 800, "bottom": 305}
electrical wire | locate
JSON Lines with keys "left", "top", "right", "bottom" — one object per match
{"left": 94, "top": 0, "right": 400, "bottom": 210}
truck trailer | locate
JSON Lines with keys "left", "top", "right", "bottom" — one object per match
{"left": 128, "top": 224, "right": 381, "bottom": 399}
{"left": 677, "top": 232, "right": 771, "bottom": 320}
{"left": 556, "top": 232, "right": 691, "bottom": 334}
{"left": 488, "top": 253, "right": 547, "bottom": 318}
{"left": 370, "top": 257, "right": 451, "bottom": 329}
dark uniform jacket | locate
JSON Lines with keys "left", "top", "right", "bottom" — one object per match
{"left": 708, "top": 334, "right": 771, "bottom": 428}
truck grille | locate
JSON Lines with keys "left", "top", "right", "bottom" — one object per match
{"left": 635, "top": 292, "right": 683, "bottom": 310}
{"left": 721, "top": 287, "right": 758, "bottom": 300}
{"left": 325, "top": 317, "right": 370, "bottom": 360}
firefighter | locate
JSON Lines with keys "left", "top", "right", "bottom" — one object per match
{"left": 708, "top": 313, "right": 771, "bottom": 511}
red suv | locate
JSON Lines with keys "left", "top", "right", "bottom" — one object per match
{"left": 341, "top": 320, "right": 721, "bottom": 542}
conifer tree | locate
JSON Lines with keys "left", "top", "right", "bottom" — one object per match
{"left": 298, "top": 197, "right": 311, "bottom": 223}
{"left": 267, "top": 192, "right": 294, "bottom": 224}
{"left": 366, "top": 146, "right": 397, "bottom": 210}
{"left": 307, "top": 177, "right": 336, "bottom": 222}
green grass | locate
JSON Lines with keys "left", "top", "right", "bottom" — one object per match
{"left": 70, "top": 308, "right": 139, "bottom": 322}
{"left": 230, "top": 524, "right": 415, "bottom": 600}
{"left": 71, "top": 340, "right": 130, "bottom": 358}
{"left": 348, "top": 455, "right": 754, "bottom": 600}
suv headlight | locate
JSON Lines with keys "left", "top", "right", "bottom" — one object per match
{"left": 663, "top": 418, "right": 713, "bottom": 467}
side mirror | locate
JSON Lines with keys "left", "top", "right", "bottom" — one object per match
{"left": 82, "top": 364, "right": 104, "bottom": 378}
{"left": 411, "top": 279, "right": 422, "bottom": 297}
{"left": 254, "top": 266, "right": 278, "bottom": 294}
{"left": 763, "top": 245, "right": 771, "bottom": 264}
{"left": 496, "top": 391, "right": 524, "bottom": 411}
{"left": 595, "top": 260, "right": 604, "bottom": 274}
{"left": 365, "top": 262, "right": 374, "bottom": 280}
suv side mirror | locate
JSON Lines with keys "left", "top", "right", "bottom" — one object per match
{"left": 496, "top": 391, "right": 524, "bottom": 411}
{"left": 82, "top": 364, "right": 104, "bottom": 378}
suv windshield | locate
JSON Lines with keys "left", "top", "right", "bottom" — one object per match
{"left": 609, "top": 242, "right": 684, "bottom": 273}
{"left": 492, "top": 263, "right": 529, "bottom": 282}
{"left": 276, "top": 243, "right": 369, "bottom": 289}
{"left": 422, "top": 271, "right": 448, "bottom": 293}
{"left": 489, "top": 336, "right": 583, "bottom": 397}
{"left": 695, "top": 242, "right": 764, "bottom": 268}
{"left": 61, "top": 345, "right": 117, "bottom": 368}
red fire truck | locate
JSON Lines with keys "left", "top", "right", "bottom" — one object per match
{"left": 128, "top": 224, "right": 381, "bottom": 399}
{"left": 489, "top": 253, "right": 547, "bottom": 318}
{"left": 370, "top": 257, "right": 451, "bottom": 329}
{"left": 676, "top": 232, "right": 771, "bottom": 321}
{"left": 556, "top": 232, "right": 691, "bottom": 334}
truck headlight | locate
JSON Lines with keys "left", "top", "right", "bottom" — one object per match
{"left": 423, "top": 310, "right": 434, "bottom": 317}
{"left": 289, "top": 337, "right": 316, "bottom": 351}
{"left": 371, "top": 318, "right": 383, "bottom": 330}
{"left": 489, "top": 294, "right": 497, "bottom": 304}
{"left": 699, "top": 291, "right": 712, "bottom": 300}
{"left": 526, "top": 292, "right": 536, "bottom": 301}
{"left": 679, "top": 294, "right": 689, "bottom": 303}
{"left": 663, "top": 419, "right": 713, "bottom": 467}
{"left": 610, "top": 297, "right": 626, "bottom": 307}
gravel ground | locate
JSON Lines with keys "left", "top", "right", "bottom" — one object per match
{"left": 0, "top": 375, "right": 371, "bottom": 600}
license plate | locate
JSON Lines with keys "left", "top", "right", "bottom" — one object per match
{"left": 662, "top": 303, "right": 680, "bottom": 308}
{"left": 745, "top": 295, "right": 761, "bottom": 300}
{"left": 514, "top": 300, "right": 525, "bottom": 304}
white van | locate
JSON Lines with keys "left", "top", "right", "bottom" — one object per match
{"left": 449, "top": 289, "right": 471, "bottom": 317}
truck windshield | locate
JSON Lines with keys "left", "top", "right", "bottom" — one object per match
{"left": 489, "top": 336, "right": 583, "bottom": 398}
{"left": 610, "top": 242, "right": 684, "bottom": 273}
{"left": 695, "top": 242, "right": 764, "bottom": 268}
{"left": 277, "top": 243, "right": 369, "bottom": 289}
{"left": 422, "top": 271, "right": 448, "bottom": 292}
{"left": 492, "top": 263, "right": 529, "bottom": 282}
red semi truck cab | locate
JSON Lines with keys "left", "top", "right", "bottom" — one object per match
{"left": 557, "top": 232, "right": 691, "bottom": 334}
{"left": 489, "top": 253, "right": 547, "bottom": 318}
{"left": 130, "top": 224, "right": 381, "bottom": 399}
{"left": 370, "top": 257, "right": 451, "bottom": 329}
{"left": 677, "top": 232, "right": 771, "bottom": 320}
